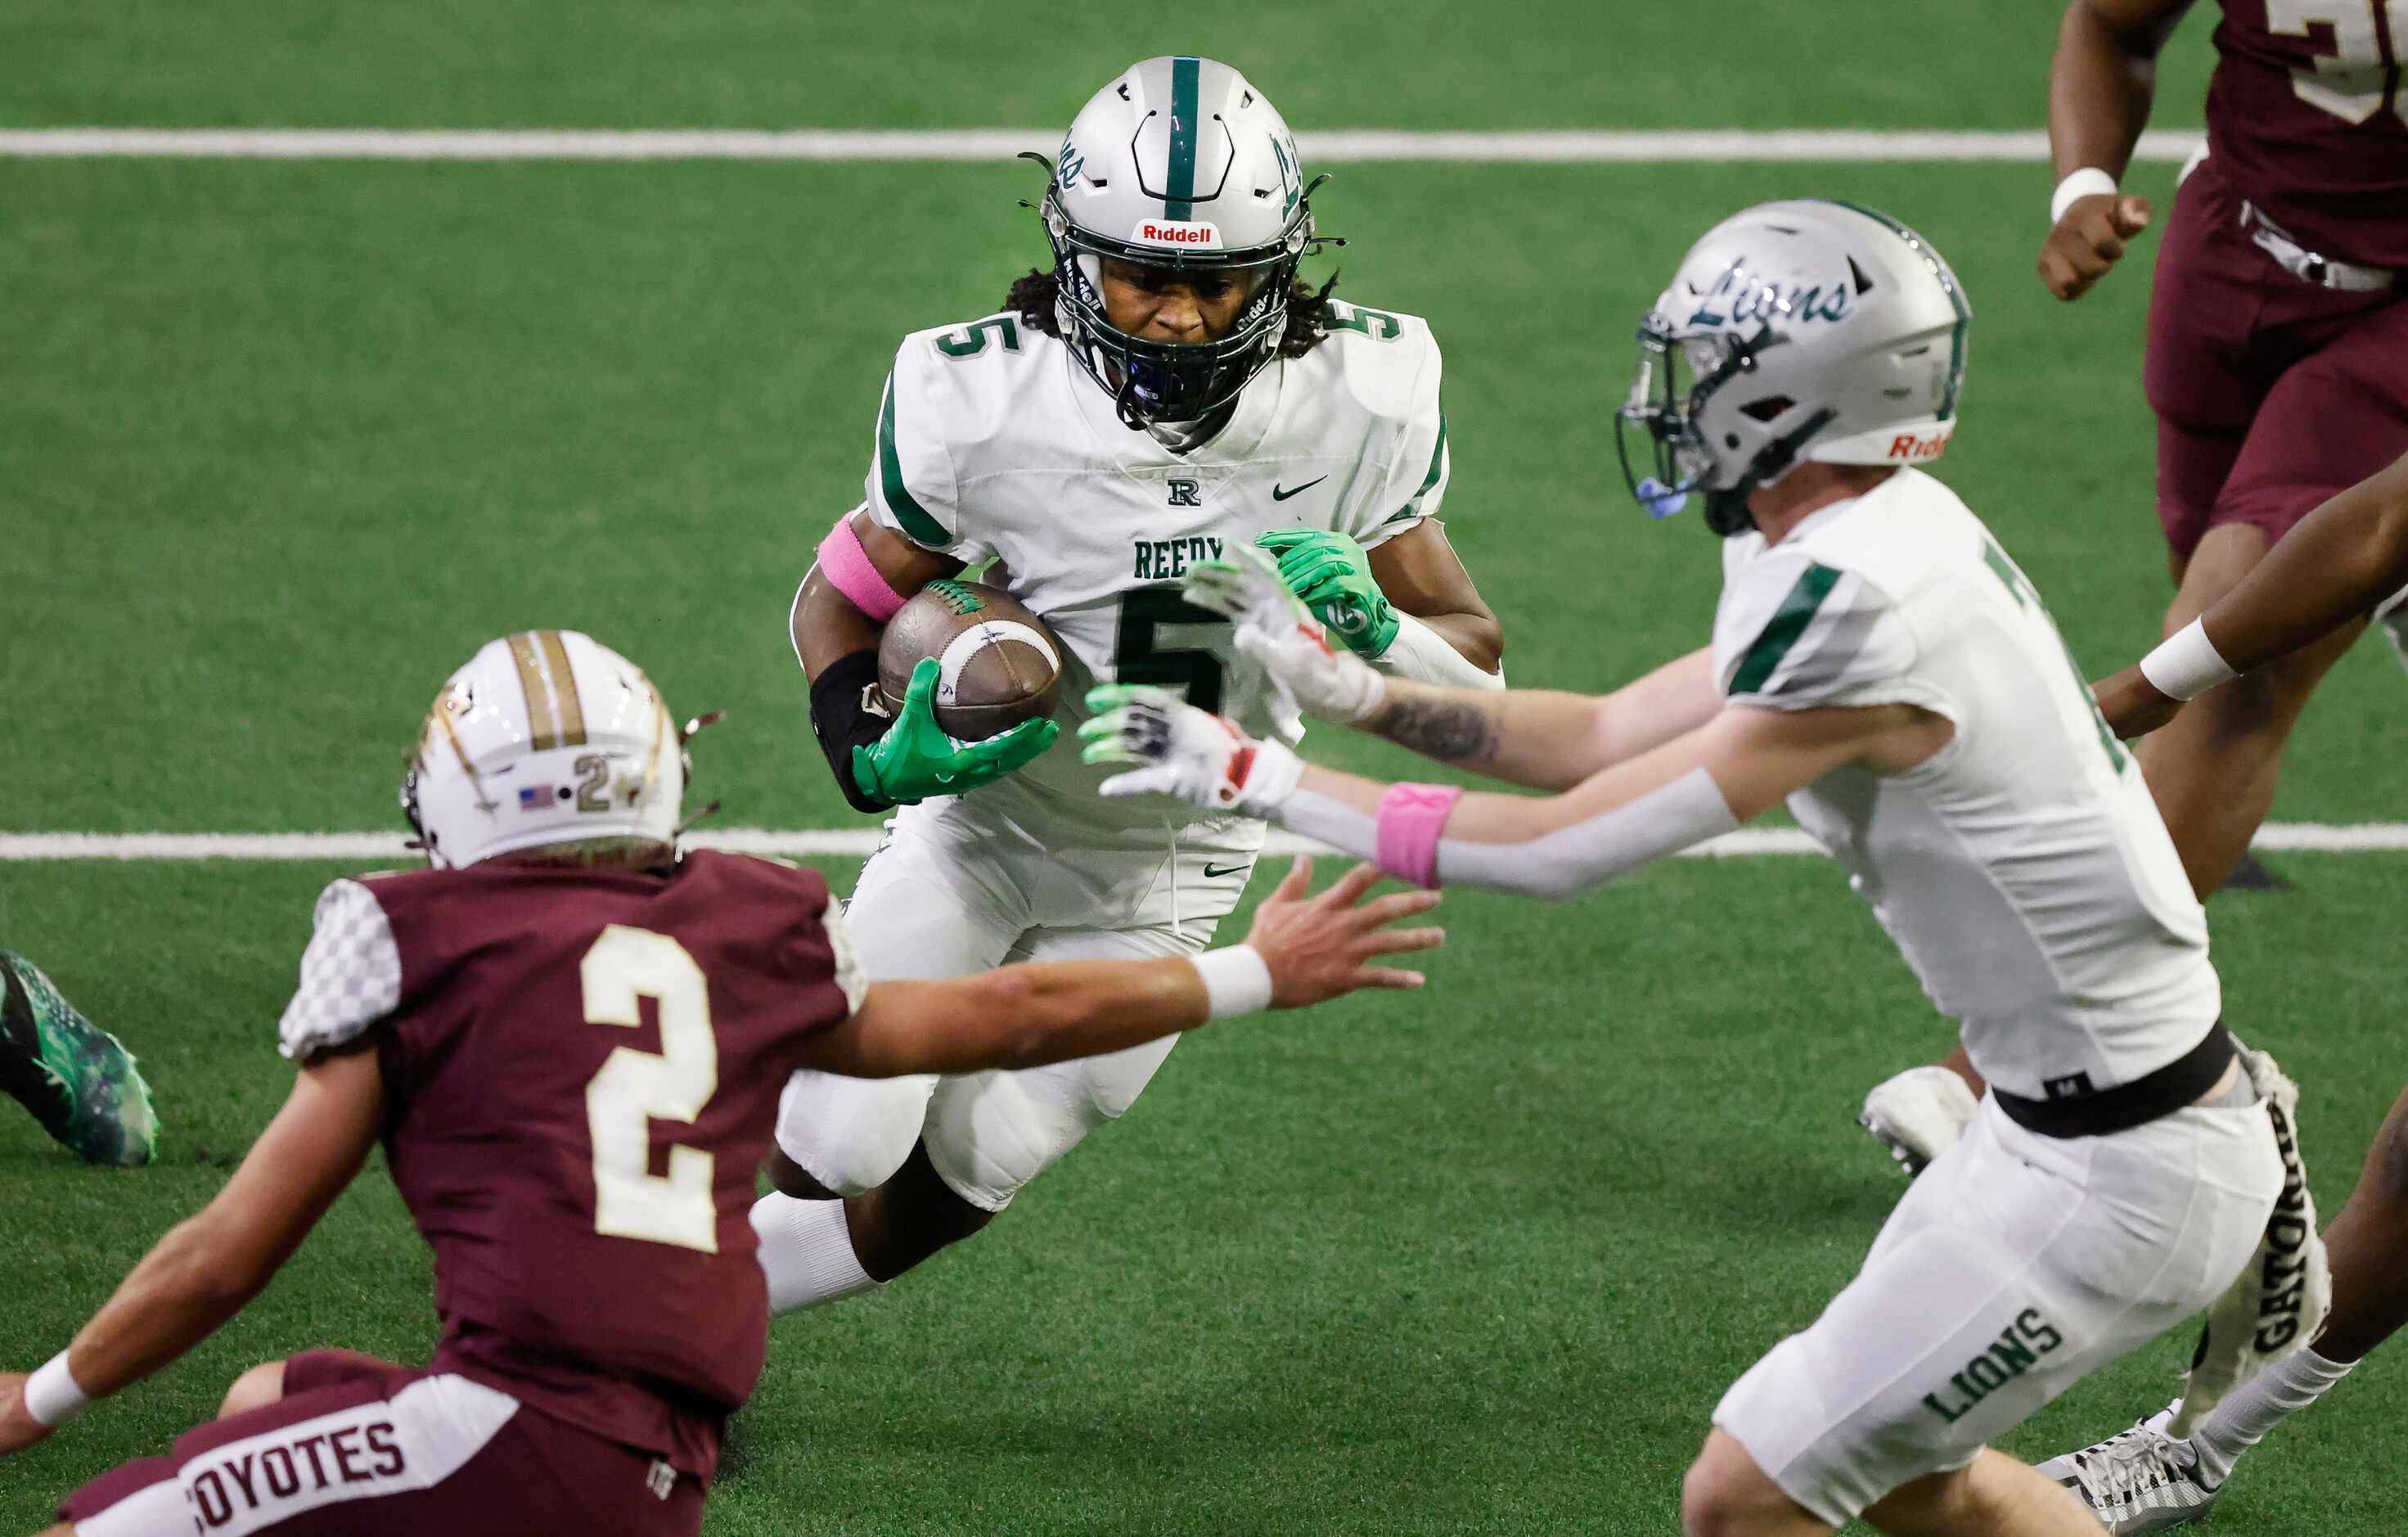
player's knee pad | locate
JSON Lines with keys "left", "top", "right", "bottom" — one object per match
{"left": 773, "top": 1070, "right": 936, "bottom": 1198}
{"left": 920, "top": 1038, "right": 1179, "bottom": 1210}
{"left": 920, "top": 1071, "right": 1083, "bottom": 1213}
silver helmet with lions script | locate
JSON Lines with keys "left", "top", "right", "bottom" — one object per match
{"left": 1616, "top": 200, "right": 1973, "bottom": 536}
{"left": 1040, "top": 56, "right": 1317, "bottom": 429}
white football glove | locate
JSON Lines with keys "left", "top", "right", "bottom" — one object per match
{"left": 1078, "top": 684, "right": 1303, "bottom": 817}
{"left": 1183, "top": 546, "right": 1386, "bottom": 725}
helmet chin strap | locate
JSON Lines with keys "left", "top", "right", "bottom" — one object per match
{"left": 1702, "top": 488, "right": 1756, "bottom": 539}
{"left": 1098, "top": 348, "right": 1245, "bottom": 448}
{"left": 1111, "top": 369, "right": 1150, "bottom": 433}
{"left": 1706, "top": 407, "right": 1839, "bottom": 538}
{"left": 398, "top": 762, "right": 438, "bottom": 860}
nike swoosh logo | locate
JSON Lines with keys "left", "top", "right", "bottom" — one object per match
{"left": 1270, "top": 476, "right": 1328, "bottom": 502}
{"left": 1202, "top": 862, "right": 1249, "bottom": 879}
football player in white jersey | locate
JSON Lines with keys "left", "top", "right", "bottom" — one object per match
{"left": 752, "top": 56, "right": 1504, "bottom": 1315}
{"left": 1086, "top": 201, "right": 2310, "bottom": 1536}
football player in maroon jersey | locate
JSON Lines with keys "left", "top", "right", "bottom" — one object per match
{"left": 2041, "top": 0, "right": 2408, "bottom": 896}
{"left": 0, "top": 630, "right": 1441, "bottom": 1537}
{"left": 1861, "top": 0, "right": 2408, "bottom": 1179}
{"left": 2035, "top": 455, "right": 2408, "bottom": 1528}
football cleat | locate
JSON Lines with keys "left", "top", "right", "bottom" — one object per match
{"left": 0, "top": 951, "right": 159, "bottom": 1166}
{"left": 2217, "top": 852, "right": 2293, "bottom": 894}
{"left": 2037, "top": 1406, "right": 2220, "bottom": 1534}
{"left": 2375, "top": 581, "right": 2408, "bottom": 678}
{"left": 1857, "top": 1064, "right": 1978, "bottom": 1179}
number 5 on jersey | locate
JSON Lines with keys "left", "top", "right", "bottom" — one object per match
{"left": 1114, "top": 588, "right": 1228, "bottom": 713}
{"left": 581, "top": 925, "right": 720, "bottom": 1254}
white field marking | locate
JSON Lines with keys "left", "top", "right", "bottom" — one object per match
{"left": 0, "top": 128, "right": 2209, "bottom": 164}
{"left": 2, "top": 823, "right": 2401, "bottom": 862}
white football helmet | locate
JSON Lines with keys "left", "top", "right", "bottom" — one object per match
{"left": 402, "top": 629, "right": 686, "bottom": 868}
{"left": 1616, "top": 200, "right": 1973, "bottom": 535}
{"left": 1038, "top": 56, "right": 1317, "bottom": 427}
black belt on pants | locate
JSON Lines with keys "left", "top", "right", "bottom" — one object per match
{"left": 1994, "top": 1022, "right": 2238, "bottom": 1139}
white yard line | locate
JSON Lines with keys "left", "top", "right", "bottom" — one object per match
{"left": 0, "top": 127, "right": 2209, "bottom": 164}
{"left": 2, "top": 823, "right": 2399, "bottom": 862}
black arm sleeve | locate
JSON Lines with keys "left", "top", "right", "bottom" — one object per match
{"left": 809, "top": 650, "right": 895, "bottom": 815}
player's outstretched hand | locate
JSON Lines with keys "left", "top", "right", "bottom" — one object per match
{"left": 1185, "top": 547, "right": 1386, "bottom": 723}
{"left": 2090, "top": 663, "right": 2185, "bottom": 739}
{"left": 2037, "top": 192, "right": 2152, "bottom": 301}
{"left": 853, "top": 656, "right": 1059, "bottom": 807}
{"left": 1079, "top": 684, "right": 1302, "bottom": 816}
{"left": 0, "top": 1372, "right": 55, "bottom": 1458}
{"left": 1243, "top": 856, "right": 1443, "bottom": 1007}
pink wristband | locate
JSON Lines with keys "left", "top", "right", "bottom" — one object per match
{"left": 1375, "top": 782, "right": 1465, "bottom": 890}
{"left": 817, "top": 516, "right": 908, "bottom": 623}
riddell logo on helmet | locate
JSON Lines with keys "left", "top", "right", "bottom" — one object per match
{"left": 1886, "top": 431, "right": 1949, "bottom": 462}
{"left": 1133, "top": 220, "right": 1220, "bottom": 247}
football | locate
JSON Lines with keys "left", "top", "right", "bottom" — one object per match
{"left": 878, "top": 579, "right": 1064, "bottom": 741}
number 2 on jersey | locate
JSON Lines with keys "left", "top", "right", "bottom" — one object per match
{"left": 1114, "top": 588, "right": 1227, "bottom": 712}
{"left": 581, "top": 925, "right": 720, "bottom": 1253}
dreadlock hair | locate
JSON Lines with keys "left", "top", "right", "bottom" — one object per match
{"left": 493, "top": 836, "right": 679, "bottom": 871}
{"left": 1002, "top": 267, "right": 1341, "bottom": 360}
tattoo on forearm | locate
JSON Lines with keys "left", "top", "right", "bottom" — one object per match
{"left": 1369, "top": 694, "right": 1499, "bottom": 764}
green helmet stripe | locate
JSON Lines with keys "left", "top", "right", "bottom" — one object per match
{"left": 1163, "top": 55, "right": 1201, "bottom": 220}
{"left": 1819, "top": 198, "right": 1971, "bottom": 421}
{"left": 1938, "top": 300, "right": 1969, "bottom": 421}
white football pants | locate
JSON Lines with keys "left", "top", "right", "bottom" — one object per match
{"left": 773, "top": 801, "right": 1249, "bottom": 1211}
{"left": 1713, "top": 1089, "right": 2284, "bottom": 1526}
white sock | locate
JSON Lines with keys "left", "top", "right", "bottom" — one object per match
{"left": 749, "top": 1192, "right": 879, "bottom": 1316}
{"left": 2190, "top": 1347, "right": 2356, "bottom": 1484}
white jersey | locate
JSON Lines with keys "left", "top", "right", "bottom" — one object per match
{"left": 1713, "top": 469, "right": 2220, "bottom": 1099}
{"left": 857, "top": 300, "right": 1448, "bottom": 851}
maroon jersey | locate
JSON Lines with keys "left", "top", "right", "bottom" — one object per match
{"left": 274, "top": 851, "right": 858, "bottom": 1479}
{"left": 2206, "top": 0, "right": 2408, "bottom": 266}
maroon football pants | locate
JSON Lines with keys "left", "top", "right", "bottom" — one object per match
{"left": 2145, "top": 152, "right": 2408, "bottom": 564}
{"left": 60, "top": 1349, "right": 704, "bottom": 1537}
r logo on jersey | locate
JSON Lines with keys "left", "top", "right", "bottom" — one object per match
{"left": 1165, "top": 479, "right": 1203, "bottom": 508}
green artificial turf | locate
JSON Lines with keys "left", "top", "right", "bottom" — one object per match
{"left": 6, "top": 156, "right": 2401, "bottom": 835}
{"left": 2, "top": 858, "right": 2400, "bottom": 1533}
{"left": 0, "top": 1, "right": 2219, "bottom": 134}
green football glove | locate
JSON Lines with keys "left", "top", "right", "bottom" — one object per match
{"left": 852, "top": 656, "right": 1059, "bottom": 807}
{"left": 1254, "top": 529, "right": 1398, "bottom": 659}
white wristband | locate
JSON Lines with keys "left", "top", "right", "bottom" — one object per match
{"left": 2138, "top": 618, "right": 2240, "bottom": 701}
{"left": 25, "top": 1351, "right": 92, "bottom": 1427}
{"left": 1191, "top": 945, "right": 1275, "bottom": 1021}
{"left": 2051, "top": 168, "right": 2118, "bottom": 225}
